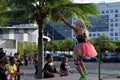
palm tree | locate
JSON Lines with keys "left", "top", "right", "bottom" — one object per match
{"left": 0, "top": 0, "right": 99, "bottom": 79}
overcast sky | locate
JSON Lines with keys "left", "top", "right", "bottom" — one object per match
{"left": 74, "top": 0, "right": 120, "bottom": 3}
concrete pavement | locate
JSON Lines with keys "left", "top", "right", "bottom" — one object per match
{"left": 20, "top": 69, "right": 120, "bottom": 80}
{"left": 19, "top": 62, "right": 120, "bottom": 80}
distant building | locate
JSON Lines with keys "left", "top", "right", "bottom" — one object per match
{"left": 0, "top": 23, "right": 51, "bottom": 55}
{"left": 0, "top": 23, "right": 38, "bottom": 42}
{"left": 71, "top": 2, "right": 120, "bottom": 41}
{"left": 44, "top": 21, "right": 72, "bottom": 40}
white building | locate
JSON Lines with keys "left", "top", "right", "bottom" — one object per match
{"left": 0, "top": 23, "right": 51, "bottom": 55}
{"left": 0, "top": 23, "right": 38, "bottom": 42}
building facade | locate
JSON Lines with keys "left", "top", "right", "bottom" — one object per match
{"left": 89, "top": 2, "right": 120, "bottom": 40}
{"left": 72, "top": 2, "right": 120, "bottom": 40}
{"left": 44, "top": 21, "right": 72, "bottom": 40}
{"left": 0, "top": 24, "right": 38, "bottom": 42}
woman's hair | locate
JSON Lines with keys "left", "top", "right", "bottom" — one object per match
{"left": 75, "top": 19, "right": 89, "bottom": 40}
{"left": 62, "top": 56, "right": 68, "bottom": 62}
{"left": 75, "top": 19, "right": 86, "bottom": 29}
{"left": 46, "top": 54, "right": 52, "bottom": 60}
{"left": 84, "top": 29, "right": 89, "bottom": 40}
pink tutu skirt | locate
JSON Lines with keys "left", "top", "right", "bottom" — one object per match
{"left": 73, "top": 42, "right": 97, "bottom": 57}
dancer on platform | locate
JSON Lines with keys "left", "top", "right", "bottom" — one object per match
{"left": 58, "top": 13, "right": 97, "bottom": 80}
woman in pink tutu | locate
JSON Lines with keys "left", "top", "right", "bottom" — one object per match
{"left": 58, "top": 13, "right": 97, "bottom": 80}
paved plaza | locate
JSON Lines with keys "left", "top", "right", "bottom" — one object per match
{"left": 20, "top": 62, "right": 120, "bottom": 80}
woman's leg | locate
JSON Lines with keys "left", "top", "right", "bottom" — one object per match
{"left": 74, "top": 57, "right": 87, "bottom": 80}
{"left": 74, "top": 58, "right": 85, "bottom": 77}
{"left": 80, "top": 61, "right": 88, "bottom": 75}
{"left": 80, "top": 61, "right": 85, "bottom": 70}
{"left": 76, "top": 65, "right": 85, "bottom": 77}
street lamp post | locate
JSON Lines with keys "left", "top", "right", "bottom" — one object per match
{"left": 98, "top": 37, "right": 101, "bottom": 80}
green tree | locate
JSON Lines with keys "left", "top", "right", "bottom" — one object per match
{"left": 17, "top": 41, "right": 24, "bottom": 55}
{"left": 0, "top": 0, "right": 99, "bottom": 79}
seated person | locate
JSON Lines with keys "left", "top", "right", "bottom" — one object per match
{"left": 42, "top": 54, "right": 63, "bottom": 78}
{"left": 60, "top": 56, "right": 73, "bottom": 76}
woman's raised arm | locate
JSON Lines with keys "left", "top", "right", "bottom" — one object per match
{"left": 58, "top": 13, "right": 77, "bottom": 31}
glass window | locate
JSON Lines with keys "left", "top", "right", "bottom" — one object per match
{"left": 115, "top": 33, "right": 118, "bottom": 36}
{"left": 110, "top": 33, "right": 113, "bottom": 36}
{"left": 110, "top": 28, "right": 114, "bottom": 31}
{"left": 97, "top": 33, "right": 100, "bottom": 36}
{"left": 115, "top": 23, "right": 118, "bottom": 27}
{"left": 102, "top": 10, "right": 105, "bottom": 14}
{"left": 110, "top": 23, "right": 113, "bottom": 27}
{"left": 24, "top": 29, "right": 28, "bottom": 33}
{"left": 0, "top": 29, "right": 3, "bottom": 34}
{"left": 115, "top": 14, "right": 118, "bottom": 17}
{"left": 4, "top": 29, "right": 9, "bottom": 34}
{"left": 106, "top": 10, "right": 109, "bottom": 13}
{"left": 89, "top": 34, "right": 91, "bottom": 36}
{"left": 115, "top": 9, "right": 118, "bottom": 13}
{"left": 110, "top": 10, "right": 113, "bottom": 13}
{"left": 14, "top": 29, "right": 19, "bottom": 34}
{"left": 110, "top": 19, "right": 113, "bottom": 22}
{"left": 93, "top": 33, "right": 96, "bottom": 36}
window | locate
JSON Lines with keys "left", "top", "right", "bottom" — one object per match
{"left": 115, "top": 14, "right": 118, "bottom": 17}
{"left": 102, "top": 10, "right": 105, "bottom": 14}
{"left": 110, "top": 19, "right": 113, "bottom": 22}
{"left": 110, "top": 33, "right": 113, "bottom": 36}
{"left": 115, "top": 23, "right": 118, "bottom": 27}
{"left": 115, "top": 33, "right": 118, "bottom": 36}
{"left": 110, "top": 23, "right": 113, "bottom": 27}
{"left": 97, "top": 33, "right": 100, "bottom": 36}
{"left": 106, "top": 10, "right": 109, "bottom": 13}
{"left": 14, "top": 29, "right": 19, "bottom": 34}
{"left": 24, "top": 29, "right": 28, "bottom": 33}
{"left": 110, "top": 10, "right": 113, "bottom": 13}
{"left": 93, "top": 33, "right": 96, "bottom": 36}
{"left": 110, "top": 28, "right": 114, "bottom": 31}
{"left": 89, "top": 34, "right": 92, "bottom": 36}
{"left": 115, "top": 9, "right": 118, "bottom": 13}
{"left": 0, "top": 29, "right": 3, "bottom": 34}
{"left": 4, "top": 29, "right": 9, "bottom": 34}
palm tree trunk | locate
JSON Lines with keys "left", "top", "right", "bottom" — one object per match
{"left": 37, "top": 22, "right": 44, "bottom": 79}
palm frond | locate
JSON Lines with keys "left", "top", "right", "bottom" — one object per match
{"left": 50, "top": 3, "right": 99, "bottom": 25}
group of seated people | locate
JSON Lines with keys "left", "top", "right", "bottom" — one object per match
{"left": 42, "top": 54, "right": 74, "bottom": 78}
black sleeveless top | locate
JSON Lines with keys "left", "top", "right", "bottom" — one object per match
{"left": 76, "top": 33, "right": 87, "bottom": 43}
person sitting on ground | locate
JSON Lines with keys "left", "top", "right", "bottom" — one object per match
{"left": 60, "top": 56, "right": 74, "bottom": 76}
{"left": 42, "top": 54, "right": 64, "bottom": 78}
